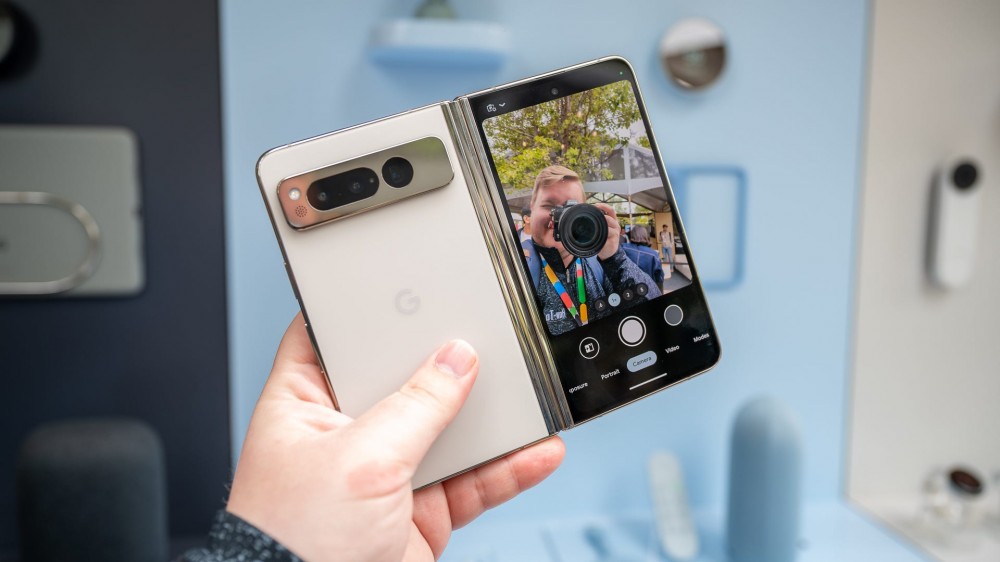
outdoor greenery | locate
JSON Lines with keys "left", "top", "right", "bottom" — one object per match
{"left": 484, "top": 80, "right": 647, "bottom": 194}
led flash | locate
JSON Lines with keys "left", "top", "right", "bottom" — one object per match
{"left": 289, "top": 188, "right": 301, "bottom": 201}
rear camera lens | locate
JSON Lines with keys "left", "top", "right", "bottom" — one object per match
{"left": 382, "top": 157, "right": 414, "bottom": 188}
{"left": 307, "top": 167, "right": 379, "bottom": 211}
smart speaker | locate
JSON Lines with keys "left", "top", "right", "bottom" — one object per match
{"left": 726, "top": 397, "right": 802, "bottom": 562}
{"left": 17, "top": 418, "right": 168, "bottom": 562}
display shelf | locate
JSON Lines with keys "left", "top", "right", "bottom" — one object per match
{"left": 368, "top": 19, "right": 509, "bottom": 68}
{"left": 855, "top": 497, "right": 1000, "bottom": 562}
{"left": 441, "top": 500, "right": 928, "bottom": 561}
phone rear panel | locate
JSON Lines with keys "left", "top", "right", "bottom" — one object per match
{"left": 257, "top": 104, "right": 551, "bottom": 487}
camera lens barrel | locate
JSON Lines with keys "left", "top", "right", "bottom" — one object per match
{"left": 552, "top": 202, "right": 608, "bottom": 258}
{"left": 307, "top": 167, "right": 379, "bottom": 211}
{"left": 382, "top": 157, "right": 414, "bottom": 188}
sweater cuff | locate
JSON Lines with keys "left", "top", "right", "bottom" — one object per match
{"left": 177, "top": 510, "right": 303, "bottom": 562}
{"left": 598, "top": 247, "right": 628, "bottom": 271}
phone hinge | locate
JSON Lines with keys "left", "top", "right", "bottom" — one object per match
{"left": 441, "top": 100, "right": 574, "bottom": 432}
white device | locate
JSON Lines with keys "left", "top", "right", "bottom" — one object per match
{"left": 257, "top": 58, "right": 722, "bottom": 489}
{"left": 648, "top": 451, "right": 699, "bottom": 560}
{"left": 257, "top": 105, "right": 552, "bottom": 489}
{"left": 929, "top": 158, "right": 983, "bottom": 289}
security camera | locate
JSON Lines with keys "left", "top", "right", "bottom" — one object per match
{"left": 928, "top": 158, "right": 982, "bottom": 289}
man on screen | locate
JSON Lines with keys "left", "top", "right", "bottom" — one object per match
{"left": 522, "top": 165, "right": 661, "bottom": 336}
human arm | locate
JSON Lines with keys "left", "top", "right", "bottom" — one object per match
{"left": 179, "top": 314, "right": 564, "bottom": 562}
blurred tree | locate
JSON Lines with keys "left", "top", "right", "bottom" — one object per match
{"left": 484, "top": 81, "right": 647, "bottom": 194}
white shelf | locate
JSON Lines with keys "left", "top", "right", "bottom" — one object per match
{"left": 368, "top": 19, "right": 510, "bottom": 68}
{"left": 855, "top": 497, "right": 1000, "bottom": 562}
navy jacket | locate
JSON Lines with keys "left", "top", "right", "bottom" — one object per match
{"left": 522, "top": 240, "right": 661, "bottom": 336}
{"left": 622, "top": 242, "right": 665, "bottom": 287}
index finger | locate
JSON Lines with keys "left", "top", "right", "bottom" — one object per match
{"left": 594, "top": 202, "right": 618, "bottom": 220}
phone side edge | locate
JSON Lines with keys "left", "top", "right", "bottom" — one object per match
{"left": 622, "top": 58, "right": 725, "bottom": 358}
{"left": 255, "top": 144, "right": 341, "bottom": 411}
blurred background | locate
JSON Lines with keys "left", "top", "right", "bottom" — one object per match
{"left": 1, "top": 0, "right": 997, "bottom": 560}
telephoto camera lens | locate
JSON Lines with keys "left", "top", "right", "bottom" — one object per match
{"left": 382, "top": 157, "right": 414, "bottom": 188}
{"left": 550, "top": 201, "right": 608, "bottom": 258}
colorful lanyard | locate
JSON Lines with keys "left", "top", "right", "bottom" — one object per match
{"left": 540, "top": 256, "right": 588, "bottom": 326}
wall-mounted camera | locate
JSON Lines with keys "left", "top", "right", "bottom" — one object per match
{"left": 928, "top": 157, "right": 983, "bottom": 289}
{"left": 659, "top": 18, "right": 727, "bottom": 91}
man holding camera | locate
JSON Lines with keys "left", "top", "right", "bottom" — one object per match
{"left": 523, "top": 165, "right": 661, "bottom": 336}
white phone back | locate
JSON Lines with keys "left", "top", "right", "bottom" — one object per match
{"left": 257, "top": 104, "right": 551, "bottom": 487}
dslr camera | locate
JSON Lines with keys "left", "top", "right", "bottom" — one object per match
{"left": 550, "top": 200, "right": 609, "bottom": 258}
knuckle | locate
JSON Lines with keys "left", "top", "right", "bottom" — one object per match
{"left": 473, "top": 471, "right": 491, "bottom": 509}
{"left": 399, "top": 380, "right": 451, "bottom": 421}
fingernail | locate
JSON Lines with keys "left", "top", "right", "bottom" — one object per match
{"left": 434, "top": 340, "right": 477, "bottom": 378}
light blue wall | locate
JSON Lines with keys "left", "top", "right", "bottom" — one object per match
{"left": 220, "top": 0, "right": 868, "bottom": 516}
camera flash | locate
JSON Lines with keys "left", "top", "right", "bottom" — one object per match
{"left": 289, "top": 188, "right": 301, "bottom": 201}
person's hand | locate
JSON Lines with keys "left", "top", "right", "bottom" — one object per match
{"left": 226, "top": 314, "right": 565, "bottom": 562}
{"left": 595, "top": 202, "right": 622, "bottom": 261}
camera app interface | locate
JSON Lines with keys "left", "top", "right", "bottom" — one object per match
{"left": 474, "top": 61, "right": 719, "bottom": 423}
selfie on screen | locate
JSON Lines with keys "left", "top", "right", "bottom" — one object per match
{"left": 483, "top": 81, "right": 694, "bottom": 336}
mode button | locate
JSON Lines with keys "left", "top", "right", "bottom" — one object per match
{"left": 626, "top": 350, "right": 658, "bottom": 373}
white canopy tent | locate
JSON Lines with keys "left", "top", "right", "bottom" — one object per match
{"left": 504, "top": 143, "right": 673, "bottom": 215}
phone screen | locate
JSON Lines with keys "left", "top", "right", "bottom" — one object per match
{"left": 470, "top": 59, "right": 720, "bottom": 424}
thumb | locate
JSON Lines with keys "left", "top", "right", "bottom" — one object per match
{"left": 346, "top": 340, "right": 479, "bottom": 474}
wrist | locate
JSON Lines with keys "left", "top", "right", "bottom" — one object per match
{"left": 598, "top": 247, "right": 625, "bottom": 265}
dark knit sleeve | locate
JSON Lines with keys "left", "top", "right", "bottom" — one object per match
{"left": 176, "top": 510, "right": 303, "bottom": 562}
{"left": 599, "top": 248, "right": 662, "bottom": 299}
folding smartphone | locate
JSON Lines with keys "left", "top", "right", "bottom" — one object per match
{"left": 257, "top": 57, "right": 721, "bottom": 488}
